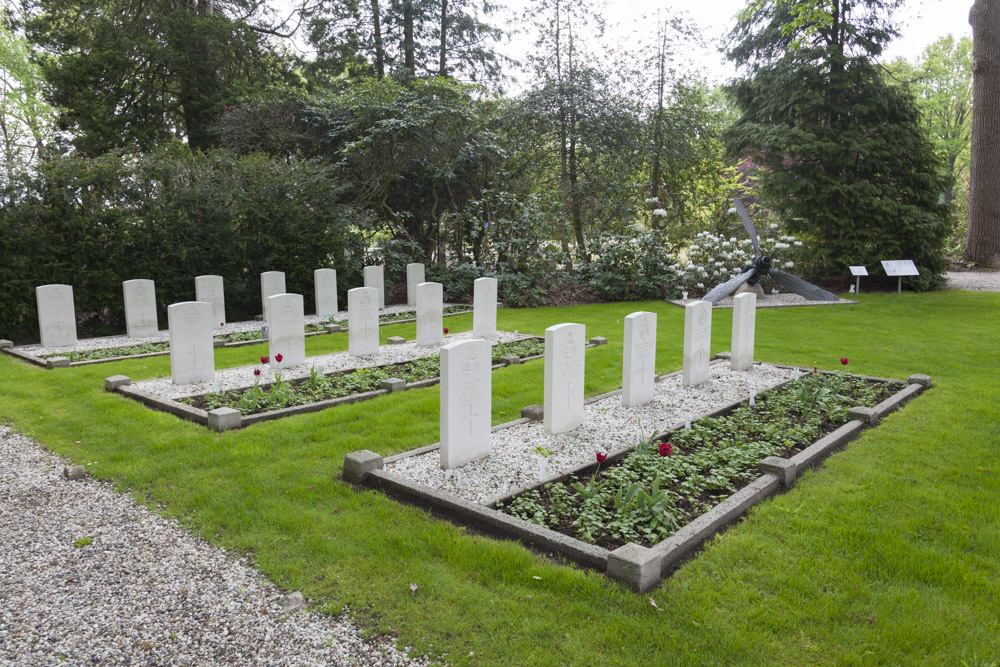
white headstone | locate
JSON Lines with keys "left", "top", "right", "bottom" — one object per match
{"left": 195, "top": 275, "right": 226, "bottom": 327}
{"left": 622, "top": 311, "right": 657, "bottom": 408}
{"left": 543, "top": 323, "right": 586, "bottom": 434}
{"left": 416, "top": 282, "right": 444, "bottom": 347}
{"left": 730, "top": 292, "right": 756, "bottom": 372}
{"left": 314, "top": 269, "right": 338, "bottom": 318}
{"left": 123, "top": 279, "right": 158, "bottom": 339}
{"left": 36, "top": 284, "right": 77, "bottom": 348}
{"left": 682, "top": 300, "right": 712, "bottom": 387}
{"left": 363, "top": 265, "right": 385, "bottom": 309}
{"left": 473, "top": 277, "right": 498, "bottom": 339}
{"left": 439, "top": 339, "right": 492, "bottom": 469}
{"left": 261, "top": 271, "right": 286, "bottom": 322}
{"left": 406, "top": 263, "right": 425, "bottom": 308}
{"left": 348, "top": 287, "right": 380, "bottom": 356}
{"left": 168, "top": 301, "right": 214, "bottom": 385}
{"left": 267, "top": 293, "right": 306, "bottom": 369}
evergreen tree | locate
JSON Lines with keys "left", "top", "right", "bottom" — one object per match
{"left": 724, "top": 0, "right": 950, "bottom": 288}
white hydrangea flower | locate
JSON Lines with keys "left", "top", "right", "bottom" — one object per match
{"left": 773, "top": 242, "right": 790, "bottom": 250}
{"left": 784, "top": 261, "right": 794, "bottom": 268}
{"left": 652, "top": 208, "right": 667, "bottom": 217}
{"left": 771, "top": 288, "right": 779, "bottom": 294}
{"left": 696, "top": 283, "right": 705, "bottom": 289}
{"left": 794, "top": 240, "right": 803, "bottom": 246}
{"left": 769, "top": 223, "right": 779, "bottom": 229}
{"left": 644, "top": 197, "right": 660, "bottom": 205}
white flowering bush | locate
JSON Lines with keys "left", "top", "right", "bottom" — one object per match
{"left": 675, "top": 226, "right": 808, "bottom": 296}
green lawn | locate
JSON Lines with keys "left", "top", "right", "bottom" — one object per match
{"left": 2, "top": 291, "right": 999, "bottom": 666}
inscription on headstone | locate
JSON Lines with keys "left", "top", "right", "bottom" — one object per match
{"left": 348, "top": 287, "right": 380, "bottom": 356}
{"left": 168, "top": 301, "right": 214, "bottom": 385}
{"left": 473, "top": 277, "right": 498, "bottom": 339}
{"left": 314, "top": 269, "right": 338, "bottom": 318}
{"left": 406, "top": 263, "right": 425, "bottom": 308}
{"left": 36, "top": 284, "right": 77, "bottom": 348}
{"left": 622, "top": 311, "right": 657, "bottom": 407}
{"left": 730, "top": 292, "right": 756, "bottom": 372}
{"left": 543, "top": 323, "right": 585, "bottom": 434}
{"left": 363, "top": 265, "right": 385, "bottom": 309}
{"left": 123, "top": 279, "right": 159, "bottom": 338}
{"left": 416, "top": 282, "right": 444, "bottom": 347}
{"left": 682, "top": 300, "right": 712, "bottom": 387}
{"left": 195, "top": 275, "right": 226, "bottom": 326}
{"left": 439, "top": 339, "right": 492, "bottom": 469}
{"left": 267, "top": 293, "right": 306, "bottom": 368}
{"left": 261, "top": 271, "right": 286, "bottom": 323}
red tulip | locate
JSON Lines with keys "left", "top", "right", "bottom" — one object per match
{"left": 275, "top": 353, "right": 283, "bottom": 363}
{"left": 220, "top": 322, "right": 224, "bottom": 327}
{"left": 840, "top": 357, "right": 849, "bottom": 365}
{"left": 254, "top": 368, "right": 261, "bottom": 376}
{"left": 261, "top": 356, "right": 269, "bottom": 364}
{"left": 658, "top": 442, "right": 673, "bottom": 457}
{"left": 596, "top": 451, "right": 607, "bottom": 463}
{"left": 813, "top": 366, "right": 818, "bottom": 373}
{"left": 443, "top": 327, "right": 449, "bottom": 334}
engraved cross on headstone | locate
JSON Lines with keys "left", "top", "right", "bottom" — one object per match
{"left": 464, "top": 402, "right": 479, "bottom": 436}
{"left": 187, "top": 343, "right": 201, "bottom": 369}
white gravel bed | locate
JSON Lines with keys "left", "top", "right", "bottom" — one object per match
{"left": 128, "top": 330, "right": 533, "bottom": 401}
{"left": 0, "top": 425, "right": 430, "bottom": 666}
{"left": 669, "top": 293, "right": 855, "bottom": 309}
{"left": 385, "top": 362, "right": 796, "bottom": 504}
{"left": 944, "top": 270, "right": 1000, "bottom": 291}
{"left": 13, "top": 304, "right": 462, "bottom": 356}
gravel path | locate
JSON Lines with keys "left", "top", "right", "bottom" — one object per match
{"left": 386, "top": 361, "right": 796, "bottom": 505}
{"left": 0, "top": 426, "right": 431, "bottom": 666}
{"left": 668, "top": 294, "right": 855, "bottom": 309}
{"left": 944, "top": 270, "right": 1000, "bottom": 291}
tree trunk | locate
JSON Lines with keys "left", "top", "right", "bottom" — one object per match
{"left": 372, "top": 0, "right": 385, "bottom": 78}
{"left": 965, "top": 0, "right": 1000, "bottom": 267}
{"left": 403, "top": 0, "right": 415, "bottom": 76}
{"left": 439, "top": 0, "right": 448, "bottom": 76}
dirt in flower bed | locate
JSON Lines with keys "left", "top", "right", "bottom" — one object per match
{"left": 497, "top": 372, "right": 899, "bottom": 551}
{"left": 179, "top": 337, "right": 545, "bottom": 416}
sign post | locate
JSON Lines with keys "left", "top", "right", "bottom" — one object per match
{"left": 880, "top": 260, "right": 919, "bottom": 294}
{"left": 849, "top": 266, "right": 868, "bottom": 294}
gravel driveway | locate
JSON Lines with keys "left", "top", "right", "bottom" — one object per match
{"left": 944, "top": 271, "right": 1000, "bottom": 291}
{"left": 0, "top": 426, "right": 430, "bottom": 666}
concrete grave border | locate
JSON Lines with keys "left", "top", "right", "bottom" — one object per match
{"left": 1, "top": 306, "right": 475, "bottom": 369}
{"left": 342, "top": 363, "right": 928, "bottom": 593}
{"left": 110, "top": 335, "right": 595, "bottom": 431}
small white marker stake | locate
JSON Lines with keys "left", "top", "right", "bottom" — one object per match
{"left": 793, "top": 368, "right": 800, "bottom": 381}
{"left": 749, "top": 389, "right": 756, "bottom": 407}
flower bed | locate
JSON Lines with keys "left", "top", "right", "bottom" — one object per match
{"left": 497, "top": 371, "right": 896, "bottom": 550}
{"left": 178, "top": 338, "right": 544, "bottom": 416}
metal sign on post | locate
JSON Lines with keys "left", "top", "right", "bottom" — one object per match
{"left": 880, "top": 260, "right": 919, "bottom": 294}
{"left": 849, "top": 266, "right": 868, "bottom": 294}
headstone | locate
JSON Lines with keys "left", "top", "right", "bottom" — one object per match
{"left": 440, "top": 339, "right": 492, "bottom": 469}
{"left": 473, "top": 277, "right": 498, "bottom": 339}
{"left": 195, "top": 275, "right": 226, "bottom": 326}
{"left": 314, "top": 268, "right": 338, "bottom": 318}
{"left": 415, "top": 282, "right": 443, "bottom": 346}
{"left": 543, "top": 323, "right": 586, "bottom": 434}
{"left": 261, "top": 271, "right": 286, "bottom": 322}
{"left": 682, "top": 300, "right": 712, "bottom": 387}
{"left": 730, "top": 292, "right": 756, "bottom": 372}
{"left": 36, "top": 284, "right": 77, "bottom": 348}
{"left": 363, "top": 265, "right": 385, "bottom": 309}
{"left": 622, "top": 311, "right": 656, "bottom": 408}
{"left": 348, "top": 287, "right": 380, "bottom": 356}
{"left": 267, "top": 293, "right": 306, "bottom": 369}
{"left": 406, "top": 263, "right": 425, "bottom": 308}
{"left": 168, "top": 301, "right": 214, "bottom": 385}
{"left": 123, "top": 279, "right": 158, "bottom": 338}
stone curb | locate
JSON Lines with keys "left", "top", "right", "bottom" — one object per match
{"left": 343, "top": 370, "right": 930, "bottom": 594}
{"left": 665, "top": 298, "right": 860, "bottom": 310}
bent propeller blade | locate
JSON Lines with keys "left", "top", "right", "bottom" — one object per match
{"left": 733, "top": 198, "right": 760, "bottom": 258}
{"left": 769, "top": 269, "right": 839, "bottom": 301}
{"left": 703, "top": 270, "right": 754, "bottom": 304}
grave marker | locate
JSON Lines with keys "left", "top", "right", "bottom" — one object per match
{"left": 123, "top": 279, "right": 158, "bottom": 338}
{"left": 267, "top": 293, "right": 306, "bottom": 368}
{"left": 363, "top": 265, "right": 385, "bottom": 309}
{"left": 261, "top": 271, "right": 286, "bottom": 322}
{"left": 622, "top": 311, "right": 657, "bottom": 407}
{"left": 730, "top": 292, "right": 756, "bottom": 372}
{"left": 543, "top": 323, "right": 585, "bottom": 434}
{"left": 36, "top": 284, "right": 77, "bottom": 348}
{"left": 473, "top": 277, "right": 498, "bottom": 339}
{"left": 314, "top": 269, "right": 338, "bottom": 318}
{"left": 406, "top": 263, "right": 425, "bottom": 308}
{"left": 348, "top": 287, "right": 380, "bottom": 356}
{"left": 439, "top": 339, "right": 492, "bottom": 469}
{"left": 416, "top": 282, "right": 444, "bottom": 346}
{"left": 168, "top": 301, "right": 214, "bottom": 384}
{"left": 195, "top": 275, "right": 226, "bottom": 326}
{"left": 682, "top": 300, "right": 712, "bottom": 387}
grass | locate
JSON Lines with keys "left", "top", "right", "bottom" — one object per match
{"left": 1, "top": 291, "right": 999, "bottom": 665}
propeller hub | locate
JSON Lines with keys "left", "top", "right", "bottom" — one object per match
{"left": 747, "top": 255, "right": 771, "bottom": 285}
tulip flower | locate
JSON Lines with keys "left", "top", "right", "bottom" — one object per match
{"left": 275, "top": 353, "right": 283, "bottom": 363}
{"left": 658, "top": 442, "right": 673, "bottom": 457}
{"left": 596, "top": 451, "right": 607, "bottom": 463}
